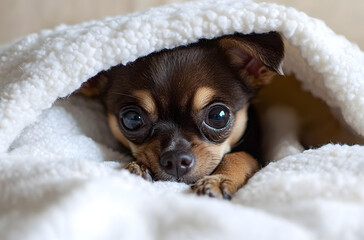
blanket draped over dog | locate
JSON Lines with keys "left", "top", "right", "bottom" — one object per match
{"left": 1, "top": 0, "right": 364, "bottom": 239}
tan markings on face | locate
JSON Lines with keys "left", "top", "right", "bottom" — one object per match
{"left": 218, "top": 106, "right": 249, "bottom": 157}
{"left": 228, "top": 106, "right": 248, "bottom": 146}
{"left": 132, "top": 90, "right": 157, "bottom": 115}
{"left": 108, "top": 104, "right": 249, "bottom": 184}
{"left": 130, "top": 140, "right": 160, "bottom": 175}
{"left": 108, "top": 113, "right": 159, "bottom": 172}
{"left": 108, "top": 113, "right": 130, "bottom": 148}
{"left": 192, "top": 87, "right": 216, "bottom": 112}
{"left": 108, "top": 113, "right": 146, "bottom": 157}
{"left": 190, "top": 137, "right": 224, "bottom": 180}
{"left": 188, "top": 106, "right": 249, "bottom": 181}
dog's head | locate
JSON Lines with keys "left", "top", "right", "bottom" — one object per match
{"left": 80, "top": 32, "right": 284, "bottom": 183}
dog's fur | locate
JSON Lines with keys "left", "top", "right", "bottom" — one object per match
{"left": 79, "top": 32, "right": 284, "bottom": 199}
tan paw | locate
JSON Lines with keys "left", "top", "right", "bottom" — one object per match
{"left": 124, "top": 161, "right": 153, "bottom": 182}
{"left": 191, "top": 174, "right": 237, "bottom": 200}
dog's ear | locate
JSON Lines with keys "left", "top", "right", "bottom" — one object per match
{"left": 76, "top": 71, "right": 108, "bottom": 97}
{"left": 218, "top": 32, "right": 284, "bottom": 89}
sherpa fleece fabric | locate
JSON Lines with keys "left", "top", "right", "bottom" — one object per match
{"left": 1, "top": 0, "right": 364, "bottom": 239}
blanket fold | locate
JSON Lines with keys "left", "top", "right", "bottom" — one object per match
{"left": 1, "top": 0, "right": 364, "bottom": 239}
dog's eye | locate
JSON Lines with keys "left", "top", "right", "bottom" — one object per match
{"left": 205, "top": 105, "right": 231, "bottom": 129}
{"left": 120, "top": 108, "right": 144, "bottom": 131}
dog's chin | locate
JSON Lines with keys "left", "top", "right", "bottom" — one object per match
{"left": 153, "top": 171, "right": 203, "bottom": 185}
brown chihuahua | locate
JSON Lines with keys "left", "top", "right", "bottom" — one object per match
{"left": 79, "top": 32, "right": 284, "bottom": 199}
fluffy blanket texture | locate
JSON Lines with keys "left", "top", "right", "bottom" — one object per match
{"left": 1, "top": 0, "right": 364, "bottom": 239}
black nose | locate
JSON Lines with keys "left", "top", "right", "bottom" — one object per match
{"left": 160, "top": 151, "right": 194, "bottom": 179}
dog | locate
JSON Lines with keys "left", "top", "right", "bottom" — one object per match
{"left": 78, "top": 32, "right": 284, "bottom": 199}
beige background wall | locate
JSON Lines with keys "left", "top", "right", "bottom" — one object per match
{"left": 0, "top": 0, "right": 364, "bottom": 48}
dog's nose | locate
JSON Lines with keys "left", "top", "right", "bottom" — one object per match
{"left": 160, "top": 151, "right": 194, "bottom": 178}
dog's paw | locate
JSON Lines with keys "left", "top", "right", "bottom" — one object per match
{"left": 124, "top": 161, "right": 153, "bottom": 182}
{"left": 191, "top": 174, "right": 237, "bottom": 200}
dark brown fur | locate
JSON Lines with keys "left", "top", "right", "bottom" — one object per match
{"left": 79, "top": 32, "right": 284, "bottom": 199}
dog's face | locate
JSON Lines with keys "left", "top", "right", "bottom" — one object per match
{"left": 81, "top": 32, "right": 284, "bottom": 184}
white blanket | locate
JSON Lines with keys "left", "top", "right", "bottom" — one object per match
{"left": 1, "top": 0, "right": 364, "bottom": 239}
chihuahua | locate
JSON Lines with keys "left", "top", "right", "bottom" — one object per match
{"left": 79, "top": 32, "right": 284, "bottom": 199}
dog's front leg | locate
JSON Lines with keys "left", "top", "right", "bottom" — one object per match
{"left": 192, "top": 152, "right": 259, "bottom": 200}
